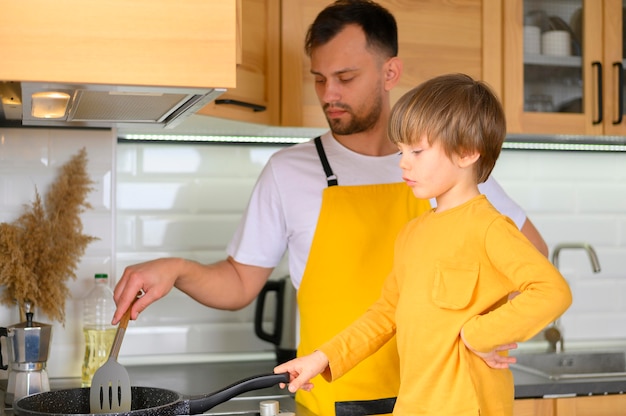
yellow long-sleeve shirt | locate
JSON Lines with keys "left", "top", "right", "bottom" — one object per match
{"left": 319, "top": 195, "right": 572, "bottom": 415}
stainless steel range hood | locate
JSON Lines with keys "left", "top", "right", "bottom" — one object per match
{"left": 0, "top": 81, "right": 225, "bottom": 129}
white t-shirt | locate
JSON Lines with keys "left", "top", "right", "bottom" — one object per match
{"left": 227, "top": 132, "right": 526, "bottom": 288}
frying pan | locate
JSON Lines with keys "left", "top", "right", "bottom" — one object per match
{"left": 13, "top": 372, "right": 289, "bottom": 416}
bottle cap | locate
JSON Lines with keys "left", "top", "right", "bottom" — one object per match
{"left": 95, "top": 273, "right": 108, "bottom": 279}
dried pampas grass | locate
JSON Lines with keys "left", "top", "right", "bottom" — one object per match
{"left": 0, "top": 147, "right": 99, "bottom": 324}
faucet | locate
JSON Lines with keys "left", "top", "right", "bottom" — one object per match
{"left": 551, "top": 242, "right": 601, "bottom": 273}
{"left": 545, "top": 242, "right": 602, "bottom": 353}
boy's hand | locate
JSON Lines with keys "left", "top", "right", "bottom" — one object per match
{"left": 274, "top": 350, "right": 330, "bottom": 393}
{"left": 460, "top": 329, "right": 518, "bottom": 369}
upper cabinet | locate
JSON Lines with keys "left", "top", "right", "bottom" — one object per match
{"left": 197, "top": 0, "right": 281, "bottom": 125}
{"left": 0, "top": 0, "right": 237, "bottom": 89}
{"left": 501, "top": 0, "right": 626, "bottom": 135}
{"left": 198, "top": 0, "right": 488, "bottom": 128}
{"left": 280, "top": 0, "right": 487, "bottom": 128}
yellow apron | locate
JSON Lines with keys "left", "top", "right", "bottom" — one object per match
{"left": 297, "top": 138, "right": 430, "bottom": 416}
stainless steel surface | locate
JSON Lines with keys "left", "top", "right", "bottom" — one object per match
{"left": 5, "top": 321, "right": 52, "bottom": 364}
{"left": 1, "top": 314, "right": 52, "bottom": 405}
{"left": 512, "top": 351, "right": 626, "bottom": 380}
{"left": 0, "top": 81, "right": 225, "bottom": 129}
{"left": 259, "top": 399, "right": 279, "bottom": 416}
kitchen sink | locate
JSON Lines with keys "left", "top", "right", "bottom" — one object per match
{"left": 511, "top": 351, "right": 626, "bottom": 380}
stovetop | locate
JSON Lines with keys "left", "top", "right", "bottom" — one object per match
{"left": 1, "top": 360, "right": 304, "bottom": 416}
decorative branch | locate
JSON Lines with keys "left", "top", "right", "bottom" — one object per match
{"left": 0, "top": 147, "right": 99, "bottom": 324}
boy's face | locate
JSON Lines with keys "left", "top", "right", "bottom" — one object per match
{"left": 309, "top": 24, "right": 387, "bottom": 136}
{"left": 398, "top": 135, "right": 477, "bottom": 209}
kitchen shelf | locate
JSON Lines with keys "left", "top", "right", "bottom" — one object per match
{"left": 525, "top": 54, "right": 583, "bottom": 67}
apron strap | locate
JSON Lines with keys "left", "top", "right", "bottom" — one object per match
{"left": 335, "top": 397, "right": 397, "bottom": 416}
{"left": 314, "top": 136, "right": 338, "bottom": 187}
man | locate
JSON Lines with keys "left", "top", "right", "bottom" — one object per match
{"left": 113, "top": 1, "right": 548, "bottom": 415}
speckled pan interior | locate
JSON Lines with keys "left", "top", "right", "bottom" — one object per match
{"left": 13, "top": 387, "right": 189, "bottom": 416}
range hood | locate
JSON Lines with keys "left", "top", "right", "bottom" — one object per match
{"left": 0, "top": 81, "right": 225, "bottom": 129}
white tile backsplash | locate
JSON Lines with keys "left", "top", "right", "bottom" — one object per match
{"left": 116, "top": 144, "right": 626, "bottom": 357}
{"left": 1, "top": 129, "right": 626, "bottom": 379}
{"left": 0, "top": 127, "right": 116, "bottom": 379}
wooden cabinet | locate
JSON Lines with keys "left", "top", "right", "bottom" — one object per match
{"left": 0, "top": 0, "right": 237, "bottom": 89}
{"left": 280, "top": 0, "right": 488, "bottom": 128}
{"left": 199, "top": 0, "right": 490, "bottom": 127}
{"left": 601, "top": 0, "right": 626, "bottom": 136}
{"left": 500, "top": 0, "right": 626, "bottom": 135}
{"left": 555, "top": 395, "right": 626, "bottom": 416}
{"left": 514, "top": 395, "right": 626, "bottom": 416}
{"left": 197, "top": 0, "right": 281, "bottom": 124}
{"left": 514, "top": 398, "right": 555, "bottom": 416}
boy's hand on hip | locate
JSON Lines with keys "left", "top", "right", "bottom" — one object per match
{"left": 460, "top": 328, "right": 518, "bottom": 369}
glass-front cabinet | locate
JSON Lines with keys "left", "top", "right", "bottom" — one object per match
{"left": 503, "top": 0, "right": 626, "bottom": 135}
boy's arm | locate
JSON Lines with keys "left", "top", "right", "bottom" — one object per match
{"left": 462, "top": 218, "right": 572, "bottom": 352}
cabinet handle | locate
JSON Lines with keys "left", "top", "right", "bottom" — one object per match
{"left": 214, "top": 99, "right": 267, "bottom": 112}
{"left": 613, "top": 62, "right": 624, "bottom": 125}
{"left": 592, "top": 61, "right": 603, "bottom": 125}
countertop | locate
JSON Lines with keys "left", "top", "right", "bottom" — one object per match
{"left": 126, "top": 359, "right": 626, "bottom": 404}
{"left": 4, "top": 344, "right": 626, "bottom": 415}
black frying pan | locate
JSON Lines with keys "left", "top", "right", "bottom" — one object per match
{"left": 13, "top": 372, "right": 289, "bottom": 416}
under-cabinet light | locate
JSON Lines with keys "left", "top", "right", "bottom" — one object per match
{"left": 31, "top": 92, "right": 70, "bottom": 119}
{"left": 502, "top": 142, "right": 626, "bottom": 152}
{"left": 119, "top": 133, "right": 626, "bottom": 152}
{"left": 121, "top": 134, "right": 312, "bottom": 144}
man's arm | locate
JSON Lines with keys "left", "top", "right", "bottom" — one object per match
{"left": 477, "top": 177, "right": 549, "bottom": 257}
{"left": 112, "top": 256, "right": 273, "bottom": 323}
{"left": 520, "top": 218, "right": 549, "bottom": 257}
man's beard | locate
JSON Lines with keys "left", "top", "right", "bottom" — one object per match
{"left": 325, "top": 95, "right": 382, "bottom": 136}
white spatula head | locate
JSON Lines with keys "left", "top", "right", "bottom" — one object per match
{"left": 89, "top": 358, "right": 132, "bottom": 413}
{"left": 89, "top": 297, "right": 138, "bottom": 414}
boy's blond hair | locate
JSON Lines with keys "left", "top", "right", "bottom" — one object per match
{"left": 388, "top": 73, "right": 506, "bottom": 183}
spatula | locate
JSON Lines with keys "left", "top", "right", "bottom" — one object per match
{"left": 89, "top": 297, "right": 137, "bottom": 413}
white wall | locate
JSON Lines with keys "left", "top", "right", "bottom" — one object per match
{"left": 115, "top": 143, "right": 285, "bottom": 358}
{"left": 0, "top": 127, "right": 116, "bottom": 379}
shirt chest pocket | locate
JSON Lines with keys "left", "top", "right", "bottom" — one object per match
{"left": 432, "top": 261, "right": 480, "bottom": 310}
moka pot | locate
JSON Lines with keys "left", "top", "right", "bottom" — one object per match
{"left": 0, "top": 311, "right": 52, "bottom": 405}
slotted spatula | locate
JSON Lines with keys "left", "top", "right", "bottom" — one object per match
{"left": 89, "top": 297, "right": 137, "bottom": 413}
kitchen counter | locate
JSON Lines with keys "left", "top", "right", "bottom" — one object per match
{"left": 3, "top": 351, "right": 626, "bottom": 415}
{"left": 125, "top": 357, "right": 626, "bottom": 412}
{"left": 512, "top": 339, "right": 626, "bottom": 398}
{"left": 512, "top": 366, "right": 626, "bottom": 398}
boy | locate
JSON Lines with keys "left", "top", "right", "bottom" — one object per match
{"left": 274, "top": 74, "right": 572, "bottom": 415}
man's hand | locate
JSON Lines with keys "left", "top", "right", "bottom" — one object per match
{"left": 112, "top": 258, "right": 183, "bottom": 324}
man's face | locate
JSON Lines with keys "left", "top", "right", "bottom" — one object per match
{"left": 309, "top": 25, "right": 386, "bottom": 136}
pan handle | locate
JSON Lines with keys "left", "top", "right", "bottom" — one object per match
{"left": 188, "top": 372, "right": 290, "bottom": 414}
